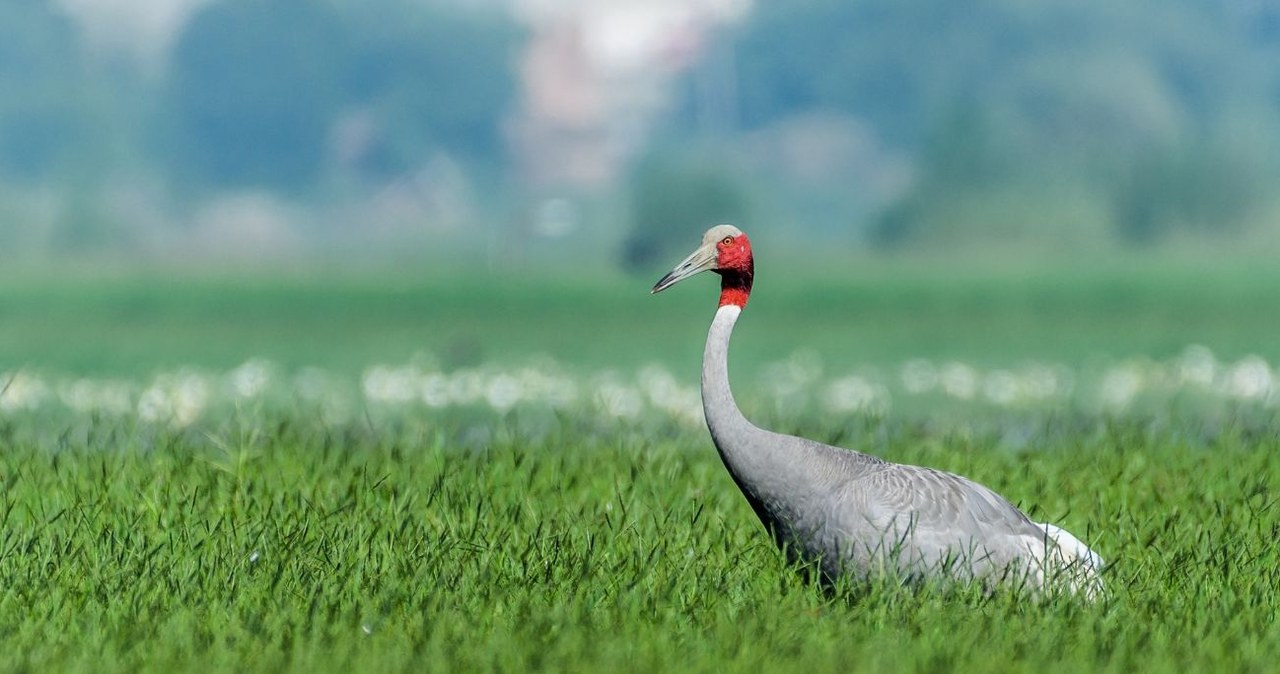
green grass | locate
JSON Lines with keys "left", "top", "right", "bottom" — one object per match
{"left": 4, "top": 255, "right": 1280, "bottom": 377}
{"left": 1, "top": 412, "right": 1278, "bottom": 673}
{"left": 3, "top": 260, "right": 1280, "bottom": 672}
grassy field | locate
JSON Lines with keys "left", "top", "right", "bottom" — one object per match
{"left": 2, "top": 259, "right": 1280, "bottom": 672}
{"left": 4, "top": 254, "right": 1280, "bottom": 377}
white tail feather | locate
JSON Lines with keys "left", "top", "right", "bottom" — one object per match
{"left": 1037, "top": 522, "right": 1104, "bottom": 569}
{"left": 1034, "top": 521, "right": 1105, "bottom": 599}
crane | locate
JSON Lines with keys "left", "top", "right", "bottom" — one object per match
{"left": 651, "top": 224, "right": 1104, "bottom": 597}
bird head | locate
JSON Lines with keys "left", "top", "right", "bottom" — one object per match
{"left": 651, "top": 224, "right": 754, "bottom": 307}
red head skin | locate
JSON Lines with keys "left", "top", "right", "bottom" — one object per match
{"left": 715, "top": 234, "right": 754, "bottom": 308}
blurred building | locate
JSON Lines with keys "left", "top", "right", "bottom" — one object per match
{"left": 509, "top": 0, "right": 749, "bottom": 191}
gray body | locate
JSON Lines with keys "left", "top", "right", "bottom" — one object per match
{"left": 703, "top": 305, "right": 1102, "bottom": 595}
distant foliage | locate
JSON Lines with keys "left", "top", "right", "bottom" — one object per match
{"left": 341, "top": 5, "right": 519, "bottom": 178}
{"left": 0, "top": 2, "right": 92, "bottom": 182}
{"left": 7, "top": 0, "right": 1280, "bottom": 254}
{"left": 623, "top": 155, "right": 753, "bottom": 271}
{"left": 1114, "top": 144, "right": 1265, "bottom": 244}
{"left": 720, "top": 0, "right": 1280, "bottom": 248}
{"left": 160, "top": 0, "right": 520, "bottom": 194}
{"left": 165, "top": 0, "right": 344, "bottom": 193}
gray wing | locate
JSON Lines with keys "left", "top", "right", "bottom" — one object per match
{"left": 862, "top": 465, "right": 1037, "bottom": 535}
{"left": 829, "top": 464, "right": 1046, "bottom": 574}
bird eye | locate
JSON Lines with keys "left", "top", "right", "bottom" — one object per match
{"left": 721, "top": 236, "right": 734, "bottom": 245}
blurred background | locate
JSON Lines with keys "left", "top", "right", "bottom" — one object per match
{"left": 4, "top": 0, "right": 1280, "bottom": 428}
{"left": 7, "top": 0, "right": 1280, "bottom": 266}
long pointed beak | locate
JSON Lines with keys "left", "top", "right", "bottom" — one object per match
{"left": 651, "top": 244, "right": 718, "bottom": 294}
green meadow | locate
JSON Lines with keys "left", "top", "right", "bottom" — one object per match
{"left": 5, "top": 255, "right": 1280, "bottom": 376}
{"left": 2, "top": 258, "right": 1279, "bottom": 672}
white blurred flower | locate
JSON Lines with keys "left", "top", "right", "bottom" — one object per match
{"left": 1177, "top": 345, "right": 1217, "bottom": 388}
{"left": 134, "top": 371, "right": 209, "bottom": 426}
{"left": 448, "top": 371, "right": 485, "bottom": 406}
{"left": 294, "top": 367, "right": 352, "bottom": 422}
{"left": 172, "top": 372, "right": 210, "bottom": 426}
{"left": 520, "top": 368, "right": 578, "bottom": 409}
{"left": 420, "top": 372, "right": 450, "bottom": 407}
{"left": 900, "top": 359, "right": 937, "bottom": 394}
{"left": 594, "top": 373, "right": 643, "bottom": 419}
{"left": 639, "top": 364, "right": 701, "bottom": 424}
{"left": 1021, "top": 363, "right": 1069, "bottom": 400}
{"left": 983, "top": 370, "right": 1019, "bottom": 406}
{"left": 939, "top": 362, "right": 978, "bottom": 400}
{"left": 1100, "top": 364, "right": 1143, "bottom": 411}
{"left": 0, "top": 372, "right": 49, "bottom": 412}
{"left": 1225, "top": 356, "right": 1272, "bottom": 400}
{"left": 764, "top": 351, "right": 823, "bottom": 408}
{"left": 22, "top": 342, "right": 1280, "bottom": 424}
{"left": 227, "top": 359, "right": 273, "bottom": 399}
{"left": 61, "top": 379, "right": 133, "bottom": 415}
{"left": 137, "top": 385, "right": 171, "bottom": 422}
{"left": 485, "top": 373, "right": 522, "bottom": 411}
{"left": 639, "top": 364, "right": 679, "bottom": 402}
{"left": 826, "top": 375, "right": 890, "bottom": 414}
{"left": 362, "top": 366, "right": 417, "bottom": 403}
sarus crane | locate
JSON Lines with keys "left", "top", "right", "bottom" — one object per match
{"left": 651, "top": 224, "right": 1103, "bottom": 597}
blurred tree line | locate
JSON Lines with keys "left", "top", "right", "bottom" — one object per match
{"left": 166, "top": 0, "right": 515, "bottom": 193}
{"left": 641, "top": 0, "right": 1280, "bottom": 260}
{"left": 0, "top": 0, "right": 518, "bottom": 254}
{"left": 3, "top": 0, "right": 1280, "bottom": 260}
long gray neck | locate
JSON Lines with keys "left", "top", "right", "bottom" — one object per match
{"left": 702, "top": 305, "right": 752, "bottom": 441}
{"left": 701, "top": 304, "right": 880, "bottom": 526}
{"left": 703, "top": 304, "right": 788, "bottom": 484}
